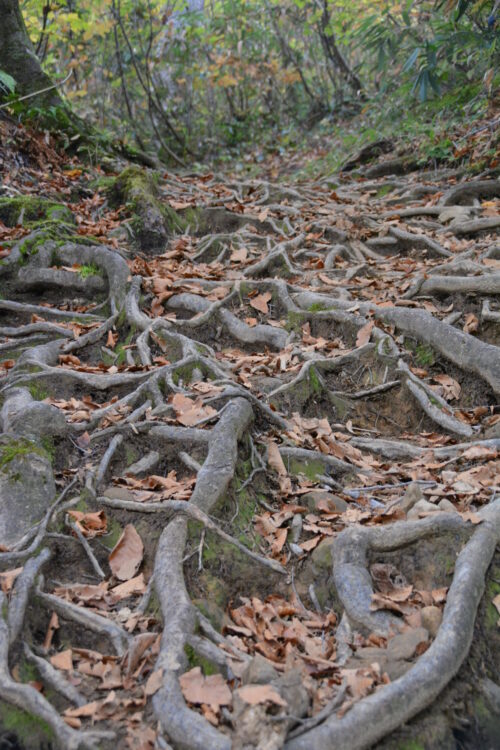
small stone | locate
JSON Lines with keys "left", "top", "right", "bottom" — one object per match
{"left": 103, "top": 486, "right": 138, "bottom": 501}
{"left": 407, "top": 499, "right": 440, "bottom": 520}
{"left": 421, "top": 606, "right": 443, "bottom": 638}
{"left": 117, "top": 607, "right": 132, "bottom": 622}
{"left": 385, "top": 659, "right": 412, "bottom": 681}
{"left": 387, "top": 627, "right": 428, "bottom": 660}
{"left": 242, "top": 655, "right": 279, "bottom": 686}
{"left": 291, "top": 514, "right": 302, "bottom": 543}
{"left": 310, "top": 537, "right": 335, "bottom": 570}
{"left": 438, "top": 206, "right": 473, "bottom": 224}
{"left": 346, "top": 646, "right": 388, "bottom": 668}
{"left": 272, "top": 669, "right": 310, "bottom": 718}
{"left": 399, "top": 482, "right": 423, "bottom": 513}
{"left": 302, "top": 491, "right": 348, "bottom": 513}
{"left": 484, "top": 422, "right": 500, "bottom": 439}
{"left": 438, "top": 498, "right": 457, "bottom": 513}
{"left": 254, "top": 376, "right": 283, "bottom": 394}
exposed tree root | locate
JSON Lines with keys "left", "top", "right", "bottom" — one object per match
{"left": 0, "top": 161, "right": 498, "bottom": 750}
{"left": 286, "top": 499, "right": 500, "bottom": 750}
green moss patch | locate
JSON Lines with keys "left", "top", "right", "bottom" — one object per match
{"left": 0, "top": 196, "right": 73, "bottom": 228}
{"left": 0, "top": 702, "right": 53, "bottom": 747}
{"left": 0, "top": 437, "right": 50, "bottom": 472}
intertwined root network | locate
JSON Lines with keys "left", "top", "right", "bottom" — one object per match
{"left": 0, "top": 162, "right": 499, "bottom": 749}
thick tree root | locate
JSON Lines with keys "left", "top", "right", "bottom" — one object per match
{"left": 0, "top": 162, "right": 499, "bottom": 749}
{"left": 152, "top": 398, "right": 253, "bottom": 750}
{"left": 286, "top": 499, "right": 500, "bottom": 750}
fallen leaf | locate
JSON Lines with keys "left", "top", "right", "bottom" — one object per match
{"left": 250, "top": 292, "right": 272, "bottom": 315}
{"left": 267, "top": 442, "right": 287, "bottom": 476}
{"left": 109, "top": 525, "right": 144, "bottom": 581}
{"left": 50, "top": 649, "right": 73, "bottom": 671}
{"left": 112, "top": 573, "right": 146, "bottom": 600}
{"left": 356, "top": 321, "right": 374, "bottom": 347}
{"left": 171, "top": 393, "right": 217, "bottom": 427}
{"left": 230, "top": 247, "right": 247, "bottom": 262}
{"left": 463, "top": 313, "right": 479, "bottom": 334}
{"left": 43, "top": 612, "right": 60, "bottom": 651}
{"left": 179, "top": 667, "right": 232, "bottom": 709}
{"left": 67, "top": 510, "right": 107, "bottom": 537}
{"left": 237, "top": 684, "right": 287, "bottom": 707}
{"left": 0, "top": 567, "right": 23, "bottom": 593}
{"left": 431, "top": 374, "right": 461, "bottom": 401}
{"left": 144, "top": 669, "right": 163, "bottom": 696}
{"left": 64, "top": 701, "right": 99, "bottom": 718}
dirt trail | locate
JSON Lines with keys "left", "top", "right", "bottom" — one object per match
{"left": 0, "top": 128, "right": 499, "bottom": 750}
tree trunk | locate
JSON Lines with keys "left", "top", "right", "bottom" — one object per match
{"left": 0, "top": 0, "right": 62, "bottom": 107}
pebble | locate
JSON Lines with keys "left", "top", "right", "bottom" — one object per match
{"left": 421, "top": 606, "right": 443, "bottom": 638}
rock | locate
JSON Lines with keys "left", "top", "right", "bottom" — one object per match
{"left": 385, "top": 659, "right": 412, "bottom": 680}
{"left": 399, "top": 482, "right": 423, "bottom": 513}
{"left": 126, "top": 450, "right": 160, "bottom": 476}
{"left": 302, "top": 491, "right": 348, "bottom": 513}
{"left": 484, "top": 422, "right": 500, "bottom": 439}
{"left": 242, "top": 655, "right": 279, "bottom": 685}
{"left": 438, "top": 206, "right": 474, "bottom": 224}
{"left": 346, "top": 646, "right": 388, "bottom": 668}
{"left": 421, "top": 606, "right": 443, "bottom": 638}
{"left": 386, "top": 627, "right": 428, "bottom": 660}
{"left": 0, "top": 435, "right": 56, "bottom": 548}
{"left": 291, "top": 514, "right": 302, "bottom": 543}
{"left": 1, "top": 387, "right": 67, "bottom": 438}
{"left": 103, "top": 486, "right": 138, "bottom": 501}
{"left": 407, "top": 499, "right": 440, "bottom": 520}
{"left": 231, "top": 697, "right": 286, "bottom": 750}
{"left": 310, "top": 537, "right": 335, "bottom": 570}
{"left": 438, "top": 498, "right": 457, "bottom": 513}
{"left": 253, "top": 376, "right": 283, "bottom": 394}
{"left": 272, "top": 668, "right": 310, "bottom": 718}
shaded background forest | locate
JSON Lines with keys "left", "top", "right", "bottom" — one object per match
{"left": 1, "top": 0, "right": 499, "bottom": 168}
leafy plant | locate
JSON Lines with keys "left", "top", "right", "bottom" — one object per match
{"left": 79, "top": 263, "right": 100, "bottom": 278}
{"left": 0, "top": 69, "right": 16, "bottom": 97}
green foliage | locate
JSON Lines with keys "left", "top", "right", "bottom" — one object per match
{"left": 0, "top": 703, "right": 53, "bottom": 746}
{"left": 415, "top": 343, "right": 435, "bottom": 367}
{"left": 0, "top": 438, "right": 49, "bottom": 471}
{"left": 0, "top": 69, "right": 16, "bottom": 96}
{"left": 11, "top": 0, "right": 499, "bottom": 158}
{"left": 184, "top": 643, "right": 219, "bottom": 676}
{"left": 79, "top": 263, "right": 100, "bottom": 278}
{"left": 27, "top": 382, "right": 50, "bottom": 401}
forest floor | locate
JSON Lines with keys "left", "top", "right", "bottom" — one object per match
{"left": 0, "top": 110, "right": 499, "bottom": 750}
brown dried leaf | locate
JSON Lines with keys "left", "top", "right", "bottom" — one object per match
{"left": 237, "top": 684, "right": 287, "bottom": 707}
{"left": 267, "top": 442, "right": 287, "bottom": 476}
{"left": 171, "top": 393, "right": 217, "bottom": 427}
{"left": 64, "top": 701, "right": 99, "bottom": 718}
{"left": 109, "top": 525, "right": 144, "bottom": 581}
{"left": 144, "top": 669, "right": 163, "bottom": 696}
{"left": 463, "top": 313, "right": 479, "bottom": 334}
{"left": 112, "top": 573, "right": 146, "bottom": 600}
{"left": 179, "top": 667, "right": 232, "bottom": 709}
{"left": 250, "top": 292, "right": 272, "bottom": 315}
{"left": 50, "top": 649, "right": 73, "bottom": 671}
{"left": 431, "top": 374, "right": 461, "bottom": 401}
{"left": 0, "top": 567, "right": 23, "bottom": 594}
{"left": 355, "top": 320, "right": 374, "bottom": 347}
{"left": 43, "top": 612, "right": 59, "bottom": 651}
{"left": 67, "top": 510, "right": 107, "bottom": 537}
